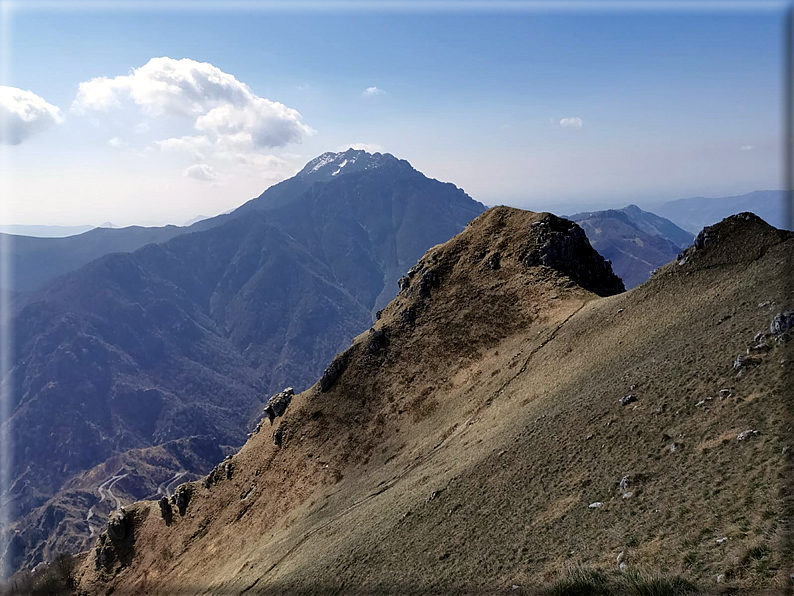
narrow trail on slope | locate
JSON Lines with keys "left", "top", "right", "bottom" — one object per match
{"left": 86, "top": 472, "right": 129, "bottom": 537}
{"left": 157, "top": 471, "right": 188, "bottom": 499}
{"left": 237, "top": 299, "right": 589, "bottom": 595}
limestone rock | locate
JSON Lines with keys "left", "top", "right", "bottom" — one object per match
{"left": 263, "top": 387, "right": 294, "bottom": 424}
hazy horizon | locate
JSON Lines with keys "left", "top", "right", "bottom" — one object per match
{"left": 1, "top": 4, "right": 785, "bottom": 227}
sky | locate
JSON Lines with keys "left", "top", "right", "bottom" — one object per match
{"left": 0, "top": 1, "right": 787, "bottom": 226}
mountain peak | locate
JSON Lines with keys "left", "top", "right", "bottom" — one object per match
{"left": 297, "top": 149, "right": 406, "bottom": 181}
{"left": 670, "top": 211, "right": 791, "bottom": 272}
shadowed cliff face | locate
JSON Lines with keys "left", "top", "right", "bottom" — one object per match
{"left": 69, "top": 208, "right": 791, "bottom": 595}
{"left": 1, "top": 151, "right": 485, "bottom": 577}
{"left": 570, "top": 205, "right": 693, "bottom": 289}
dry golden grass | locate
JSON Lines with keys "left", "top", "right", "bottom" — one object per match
{"left": 73, "top": 208, "right": 792, "bottom": 596}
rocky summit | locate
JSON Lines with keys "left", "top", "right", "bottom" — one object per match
{"left": 60, "top": 207, "right": 792, "bottom": 595}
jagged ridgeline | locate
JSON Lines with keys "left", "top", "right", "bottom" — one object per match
{"left": 63, "top": 209, "right": 791, "bottom": 595}
{"left": 0, "top": 149, "right": 486, "bottom": 578}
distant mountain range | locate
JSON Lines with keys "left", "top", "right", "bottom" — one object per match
{"left": 1, "top": 150, "right": 485, "bottom": 575}
{"left": 569, "top": 205, "right": 693, "bottom": 289}
{"left": 1, "top": 149, "right": 789, "bottom": 577}
{"left": 655, "top": 189, "right": 791, "bottom": 233}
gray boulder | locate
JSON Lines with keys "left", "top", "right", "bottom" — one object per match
{"left": 770, "top": 311, "right": 794, "bottom": 336}
{"left": 263, "top": 387, "right": 294, "bottom": 423}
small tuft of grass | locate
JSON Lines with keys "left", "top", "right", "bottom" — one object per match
{"left": 547, "top": 567, "right": 699, "bottom": 596}
{"left": 548, "top": 567, "right": 612, "bottom": 596}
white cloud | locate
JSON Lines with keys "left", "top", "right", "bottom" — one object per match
{"left": 194, "top": 97, "right": 312, "bottom": 148}
{"left": 0, "top": 86, "right": 63, "bottom": 145}
{"left": 72, "top": 57, "right": 313, "bottom": 150}
{"left": 184, "top": 163, "right": 218, "bottom": 182}
{"left": 362, "top": 86, "right": 386, "bottom": 97}
{"left": 108, "top": 137, "right": 129, "bottom": 149}
{"left": 740, "top": 145, "right": 754, "bottom": 151}
{"left": 133, "top": 122, "right": 150, "bottom": 134}
{"left": 560, "top": 117, "right": 583, "bottom": 130}
{"left": 336, "top": 143, "right": 383, "bottom": 153}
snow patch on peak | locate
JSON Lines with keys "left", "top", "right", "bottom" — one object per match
{"left": 310, "top": 153, "right": 337, "bottom": 172}
{"left": 331, "top": 159, "right": 349, "bottom": 176}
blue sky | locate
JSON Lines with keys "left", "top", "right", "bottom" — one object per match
{"left": 0, "top": 2, "right": 786, "bottom": 225}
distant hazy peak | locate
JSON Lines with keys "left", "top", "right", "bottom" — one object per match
{"left": 297, "top": 148, "right": 407, "bottom": 181}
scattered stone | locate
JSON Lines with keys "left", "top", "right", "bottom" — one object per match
{"left": 616, "top": 551, "right": 624, "bottom": 568}
{"left": 417, "top": 269, "right": 437, "bottom": 298}
{"left": 678, "top": 257, "right": 688, "bottom": 266}
{"left": 158, "top": 496, "right": 172, "bottom": 522}
{"left": 669, "top": 443, "right": 677, "bottom": 453}
{"left": 398, "top": 275, "right": 411, "bottom": 291}
{"left": 617, "top": 308, "right": 624, "bottom": 313}
{"left": 263, "top": 387, "right": 294, "bottom": 424}
{"left": 693, "top": 226, "right": 718, "bottom": 251}
{"left": 620, "top": 394, "right": 637, "bottom": 407}
{"left": 733, "top": 353, "right": 760, "bottom": 370}
{"left": 716, "top": 537, "right": 728, "bottom": 544}
{"left": 748, "top": 339, "right": 770, "bottom": 353}
{"left": 171, "top": 483, "right": 194, "bottom": 516}
{"left": 716, "top": 574, "right": 725, "bottom": 584}
{"left": 758, "top": 301, "right": 771, "bottom": 308}
{"left": 273, "top": 425, "right": 285, "bottom": 448}
{"left": 618, "top": 476, "right": 629, "bottom": 493}
{"left": 622, "top": 492, "right": 633, "bottom": 499}
{"left": 737, "top": 429, "right": 759, "bottom": 441}
{"left": 718, "top": 389, "right": 732, "bottom": 400}
{"left": 588, "top": 502, "right": 603, "bottom": 509}
{"left": 486, "top": 253, "right": 501, "bottom": 270}
{"left": 754, "top": 332, "right": 766, "bottom": 344}
{"left": 399, "top": 305, "right": 417, "bottom": 325}
{"left": 365, "top": 327, "right": 387, "bottom": 356}
{"left": 770, "top": 311, "right": 794, "bottom": 336}
{"left": 426, "top": 489, "right": 444, "bottom": 502}
{"left": 783, "top": 445, "right": 791, "bottom": 454}
{"left": 586, "top": 434, "right": 594, "bottom": 441}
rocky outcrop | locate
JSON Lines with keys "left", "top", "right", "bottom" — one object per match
{"left": 171, "top": 483, "right": 194, "bottom": 516}
{"left": 93, "top": 507, "right": 144, "bottom": 573}
{"left": 319, "top": 351, "right": 350, "bottom": 393}
{"left": 770, "top": 311, "right": 794, "bottom": 336}
{"left": 263, "top": 388, "right": 294, "bottom": 424}
{"left": 522, "top": 215, "right": 625, "bottom": 297}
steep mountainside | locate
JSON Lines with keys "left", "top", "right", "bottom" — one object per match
{"left": 570, "top": 205, "right": 693, "bottom": 288}
{"left": 71, "top": 208, "right": 791, "bottom": 595}
{"left": 1, "top": 151, "right": 485, "bottom": 576}
{"left": 656, "top": 190, "right": 790, "bottom": 233}
{"left": 1, "top": 225, "right": 189, "bottom": 295}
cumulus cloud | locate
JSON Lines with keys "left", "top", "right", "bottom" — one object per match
{"left": 184, "top": 163, "right": 218, "bottom": 182}
{"left": 740, "top": 145, "right": 754, "bottom": 151}
{"left": 108, "top": 137, "right": 129, "bottom": 149}
{"left": 336, "top": 142, "right": 383, "bottom": 153}
{"left": 560, "top": 117, "right": 583, "bottom": 130}
{"left": 0, "top": 86, "right": 63, "bottom": 145}
{"left": 362, "top": 86, "right": 386, "bottom": 97}
{"left": 72, "top": 57, "right": 313, "bottom": 150}
{"left": 194, "top": 97, "right": 312, "bottom": 148}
